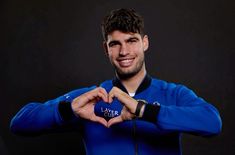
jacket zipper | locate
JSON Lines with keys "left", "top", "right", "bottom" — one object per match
{"left": 133, "top": 119, "right": 138, "bottom": 155}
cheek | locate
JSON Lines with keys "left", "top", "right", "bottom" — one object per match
{"left": 108, "top": 47, "right": 118, "bottom": 55}
{"left": 131, "top": 43, "right": 144, "bottom": 51}
{"left": 132, "top": 46, "right": 144, "bottom": 55}
{"left": 107, "top": 51, "right": 116, "bottom": 62}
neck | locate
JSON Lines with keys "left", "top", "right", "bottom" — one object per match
{"left": 117, "top": 65, "right": 146, "bottom": 93}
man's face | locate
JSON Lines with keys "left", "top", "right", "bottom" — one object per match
{"left": 105, "top": 30, "right": 149, "bottom": 78}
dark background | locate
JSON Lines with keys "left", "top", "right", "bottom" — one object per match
{"left": 1, "top": 0, "right": 234, "bottom": 154}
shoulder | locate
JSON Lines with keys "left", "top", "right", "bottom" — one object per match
{"left": 150, "top": 77, "right": 191, "bottom": 95}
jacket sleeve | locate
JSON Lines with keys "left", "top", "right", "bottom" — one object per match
{"left": 142, "top": 85, "right": 222, "bottom": 136}
{"left": 10, "top": 86, "right": 95, "bottom": 136}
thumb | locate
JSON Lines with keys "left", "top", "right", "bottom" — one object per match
{"left": 107, "top": 116, "right": 123, "bottom": 128}
{"left": 93, "top": 116, "right": 108, "bottom": 127}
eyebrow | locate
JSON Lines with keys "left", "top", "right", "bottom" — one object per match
{"left": 126, "top": 36, "right": 139, "bottom": 42}
{"left": 108, "top": 36, "right": 140, "bottom": 47}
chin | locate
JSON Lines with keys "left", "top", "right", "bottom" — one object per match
{"left": 116, "top": 69, "right": 138, "bottom": 80}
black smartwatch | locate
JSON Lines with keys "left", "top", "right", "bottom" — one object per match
{"left": 135, "top": 99, "right": 147, "bottom": 117}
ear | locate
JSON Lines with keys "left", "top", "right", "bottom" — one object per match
{"left": 103, "top": 41, "right": 109, "bottom": 56}
{"left": 142, "top": 35, "right": 149, "bottom": 52}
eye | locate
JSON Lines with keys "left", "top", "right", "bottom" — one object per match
{"left": 108, "top": 41, "right": 120, "bottom": 47}
{"left": 109, "top": 43, "right": 117, "bottom": 47}
{"left": 127, "top": 38, "right": 138, "bottom": 44}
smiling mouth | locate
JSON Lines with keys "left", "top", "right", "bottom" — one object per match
{"left": 117, "top": 58, "right": 135, "bottom": 67}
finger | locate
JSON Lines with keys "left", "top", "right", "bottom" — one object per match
{"left": 82, "top": 87, "right": 107, "bottom": 103}
{"left": 109, "top": 87, "right": 137, "bottom": 113}
{"left": 97, "top": 88, "right": 109, "bottom": 103}
{"left": 107, "top": 115, "right": 123, "bottom": 128}
{"left": 72, "top": 88, "right": 100, "bottom": 108}
{"left": 108, "top": 87, "right": 120, "bottom": 103}
{"left": 108, "top": 92, "right": 114, "bottom": 103}
{"left": 98, "top": 87, "right": 108, "bottom": 102}
{"left": 109, "top": 87, "right": 128, "bottom": 103}
{"left": 76, "top": 88, "right": 98, "bottom": 103}
{"left": 97, "top": 92, "right": 107, "bottom": 103}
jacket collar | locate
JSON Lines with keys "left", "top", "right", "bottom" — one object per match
{"left": 112, "top": 74, "right": 152, "bottom": 95}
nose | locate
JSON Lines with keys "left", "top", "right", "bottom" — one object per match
{"left": 119, "top": 44, "right": 129, "bottom": 56}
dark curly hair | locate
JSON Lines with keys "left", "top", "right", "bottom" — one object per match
{"left": 101, "top": 8, "right": 145, "bottom": 41}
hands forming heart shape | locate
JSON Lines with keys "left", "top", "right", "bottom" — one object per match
{"left": 71, "top": 87, "right": 138, "bottom": 128}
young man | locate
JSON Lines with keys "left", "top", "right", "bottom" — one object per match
{"left": 10, "top": 8, "right": 222, "bottom": 155}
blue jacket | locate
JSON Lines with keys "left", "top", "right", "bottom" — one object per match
{"left": 10, "top": 75, "right": 222, "bottom": 155}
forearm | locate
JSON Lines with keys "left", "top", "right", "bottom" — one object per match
{"left": 140, "top": 101, "right": 222, "bottom": 136}
{"left": 157, "top": 103, "right": 222, "bottom": 135}
{"left": 10, "top": 101, "right": 64, "bottom": 135}
{"left": 10, "top": 87, "right": 94, "bottom": 135}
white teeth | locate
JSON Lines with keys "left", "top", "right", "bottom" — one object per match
{"left": 121, "top": 59, "right": 132, "bottom": 63}
{"left": 118, "top": 58, "right": 134, "bottom": 67}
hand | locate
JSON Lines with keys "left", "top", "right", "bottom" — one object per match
{"left": 107, "top": 87, "right": 138, "bottom": 128}
{"left": 71, "top": 87, "right": 108, "bottom": 127}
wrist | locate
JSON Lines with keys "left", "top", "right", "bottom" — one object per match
{"left": 58, "top": 101, "right": 76, "bottom": 121}
{"left": 141, "top": 103, "right": 161, "bottom": 123}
